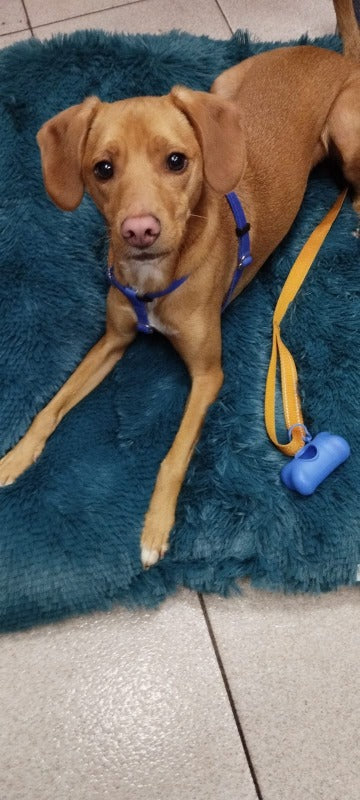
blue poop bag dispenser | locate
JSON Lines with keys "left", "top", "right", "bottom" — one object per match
{"left": 281, "top": 431, "right": 350, "bottom": 495}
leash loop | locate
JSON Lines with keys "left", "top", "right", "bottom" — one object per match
{"left": 265, "top": 189, "right": 348, "bottom": 457}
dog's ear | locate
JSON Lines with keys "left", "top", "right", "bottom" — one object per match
{"left": 36, "top": 96, "right": 101, "bottom": 211}
{"left": 170, "top": 86, "right": 246, "bottom": 194}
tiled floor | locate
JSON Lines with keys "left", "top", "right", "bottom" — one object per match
{"left": 1, "top": 1, "right": 359, "bottom": 799}
{"left": 1, "top": 0, "right": 337, "bottom": 45}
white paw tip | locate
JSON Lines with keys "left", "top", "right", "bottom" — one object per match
{"left": 141, "top": 546, "right": 160, "bottom": 569}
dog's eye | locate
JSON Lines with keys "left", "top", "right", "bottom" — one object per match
{"left": 93, "top": 160, "right": 114, "bottom": 180}
{"left": 166, "top": 152, "right": 188, "bottom": 172}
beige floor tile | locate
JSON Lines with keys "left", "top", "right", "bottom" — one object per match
{"left": 0, "top": 0, "right": 27, "bottom": 35}
{"left": 33, "top": 0, "right": 232, "bottom": 40}
{"left": 0, "top": 29, "right": 32, "bottom": 48}
{"left": 204, "top": 584, "right": 360, "bottom": 800}
{"left": 0, "top": 590, "right": 258, "bottom": 800}
{"left": 26, "top": 0, "right": 139, "bottom": 28}
{"left": 218, "top": 0, "right": 336, "bottom": 40}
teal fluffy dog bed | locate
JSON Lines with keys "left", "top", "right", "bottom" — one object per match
{"left": 0, "top": 29, "right": 359, "bottom": 632}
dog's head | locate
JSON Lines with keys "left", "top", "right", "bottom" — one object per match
{"left": 37, "top": 88, "right": 245, "bottom": 264}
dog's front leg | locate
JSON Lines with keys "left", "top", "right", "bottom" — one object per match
{"left": 0, "top": 327, "right": 132, "bottom": 486}
{"left": 141, "top": 323, "right": 223, "bottom": 568}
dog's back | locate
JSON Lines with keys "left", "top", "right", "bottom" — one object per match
{"left": 211, "top": 2, "right": 360, "bottom": 271}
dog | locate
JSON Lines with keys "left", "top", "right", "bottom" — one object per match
{"left": 0, "top": 0, "right": 359, "bottom": 567}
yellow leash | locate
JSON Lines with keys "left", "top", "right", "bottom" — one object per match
{"left": 265, "top": 189, "right": 348, "bottom": 458}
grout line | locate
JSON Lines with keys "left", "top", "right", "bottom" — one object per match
{"left": 0, "top": 27, "right": 30, "bottom": 38}
{"left": 29, "top": 0, "right": 146, "bottom": 31}
{"left": 214, "top": 0, "right": 234, "bottom": 35}
{"left": 198, "top": 593, "right": 264, "bottom": 800}
{"left": 20, "top": 0, "right": 34, "bottom": 35}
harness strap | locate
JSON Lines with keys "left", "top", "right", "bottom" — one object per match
{"left": 264, "top": 189, "right": 348, "bottom": 456}
{"left": 222, "top": 191, "right": 253, "bottom": 310}
{"left": 107, "top": 267, "right": 188, "bottom": 333}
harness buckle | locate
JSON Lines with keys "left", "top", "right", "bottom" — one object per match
{"left": 235, "top": 222, "right": 251, "bottom": 238}
{"left": 239, "top": 254, "right": 253, "bottom": 269}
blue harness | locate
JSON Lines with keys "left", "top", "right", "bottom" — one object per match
{"left": 107, "top": 191, "right": 252, "bottom": 333}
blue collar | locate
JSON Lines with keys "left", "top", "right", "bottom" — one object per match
{"left": 107, "top": 191, "right": 252, "bottom": 333}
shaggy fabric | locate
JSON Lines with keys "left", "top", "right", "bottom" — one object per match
{"left": 0, "top": 29, "right": 359, "bottom": 632}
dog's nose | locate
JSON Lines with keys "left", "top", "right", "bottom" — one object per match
{"left": 121, "top": 215, "right": 161, "bottom": 248}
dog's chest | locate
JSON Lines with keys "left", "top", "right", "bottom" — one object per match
{"left": 146, "top": 301, "right": 178, "bottom": 337}
{"left": 121, "top": 261, "right": 179, "bottom": 337}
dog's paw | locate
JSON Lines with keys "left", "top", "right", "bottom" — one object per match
{"left": 0, "top": 450, "right": 28, "bottom": 486}
{"left": 0, "top": 438, "right": 42, "bottom": 486}
{"left": 141, "top": 544, "right": 169, "bottom": 569}
{"left": 140, "top": 515, "right": 171, "bottom": 569}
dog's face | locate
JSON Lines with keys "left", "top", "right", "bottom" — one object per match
{"left": 82, "top": 95, "right": 204, "bottom": 263}
{"left": 37, "top": 88, "right": 245, "bottom": 266}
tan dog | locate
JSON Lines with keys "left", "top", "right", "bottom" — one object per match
{"left": 0, "top": 0, "right": 359, "bottom": 567}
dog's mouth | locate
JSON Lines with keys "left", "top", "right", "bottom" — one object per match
{"left": 131, "top": 249, "right": 171, "bottom": 262}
